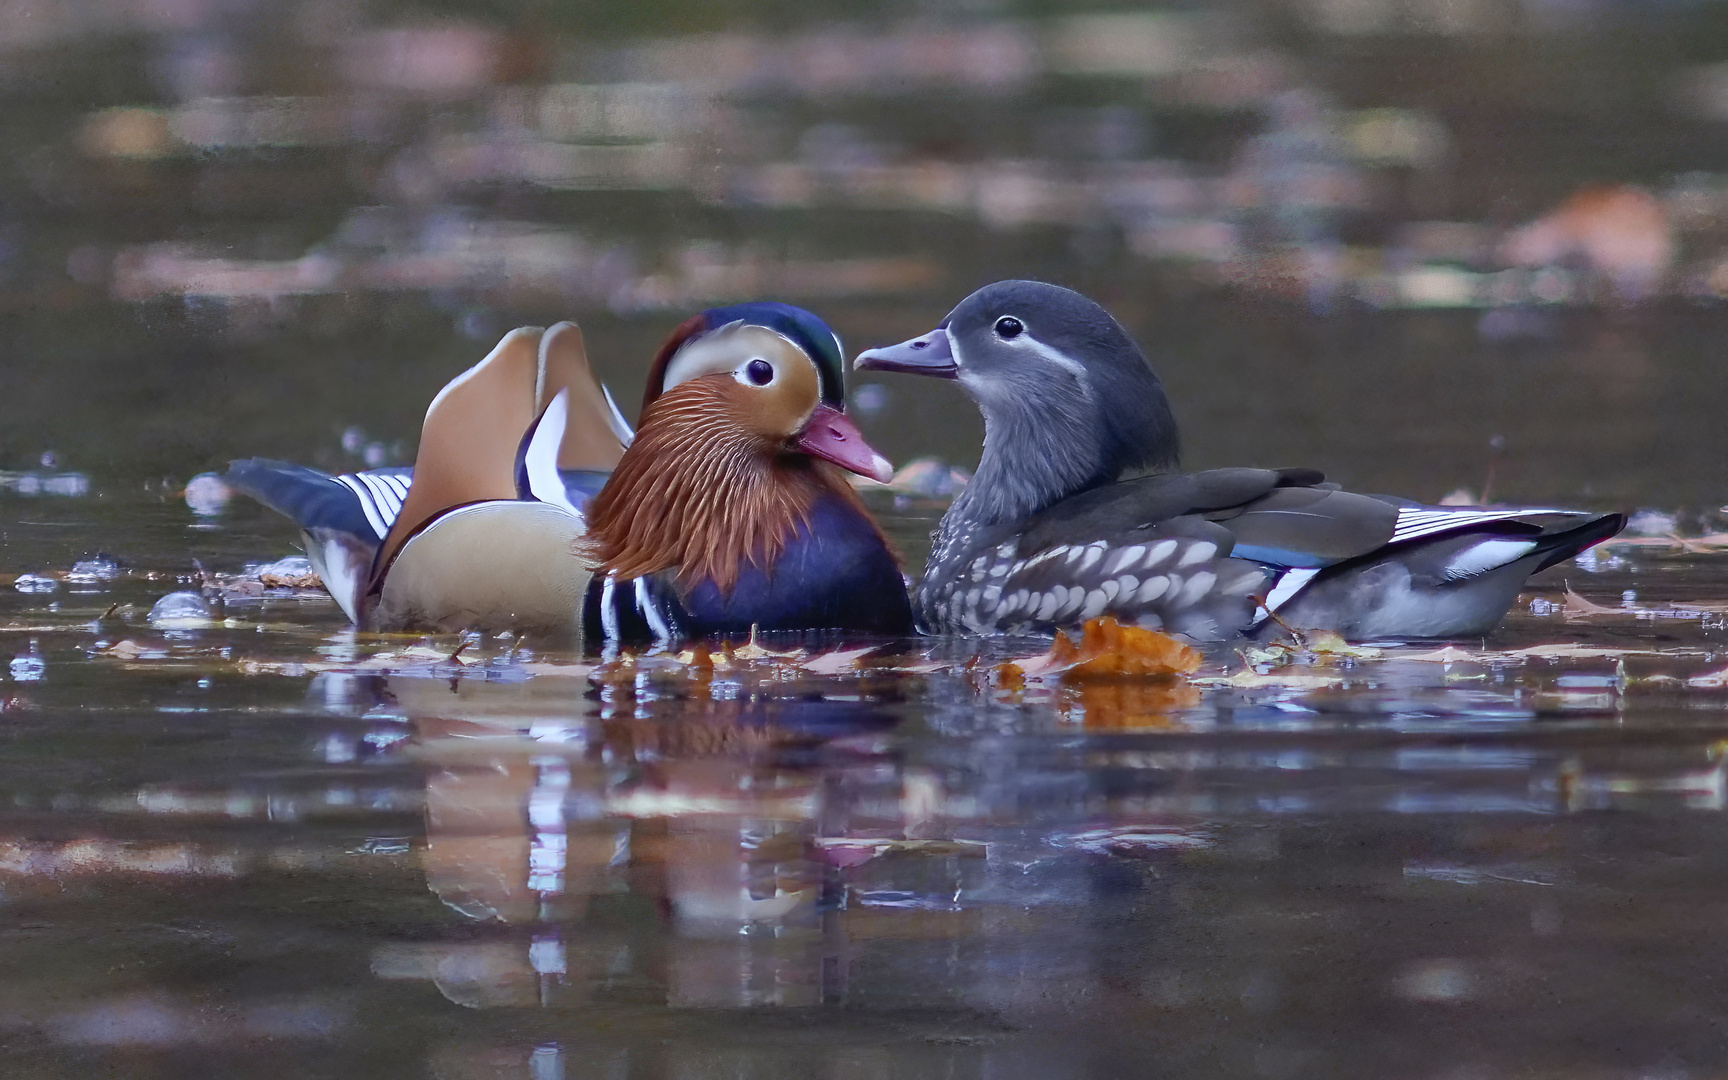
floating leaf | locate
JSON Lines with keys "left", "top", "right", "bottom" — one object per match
{"left": 1564, "top": 587, "right": 1621, "bottom": 619}
{"left": 1305, "top": 631, "right": 1384, "bottom": 659}
{"left": 1001, "top": 618, "right": 1202, "bottom": 682}
{"left": 729, "top": 626, "right": 804, "bottom": 662}
{"left": 1237, "top": 641, "right": 1296, "bottom": 667}
{"left": 673, "top": 646, "right": 714, "bottom": 672}
{"left": 1397, "top": 646, "right": 1479, "bottom": 664}
{"left": 102, "top": 639, "right": 166, "bottom": 660}
{"left": 1503, "top": 643, "right": 1690, "bottom": 660}
{"left": 1601, "top": 532, "right": 1728, "bottom": 553}
{"left": 800, "top": 646, "right": 881, "bottom": 675}
{"left": 515, "top": 662, "right": 596, "bottom": 679}
{"left": 1197, "top": 670, "right": 1346, "bottom": 689}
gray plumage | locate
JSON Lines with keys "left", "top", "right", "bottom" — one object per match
{"left": 856, "top": 280, "right": 1626, "bottom": 641}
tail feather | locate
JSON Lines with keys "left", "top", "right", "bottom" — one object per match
{"left": 226, "top": 459, "right": 398, "bottom": 545}
{"left": 1531, "top": 511, "right": 1627, "bottom": 573}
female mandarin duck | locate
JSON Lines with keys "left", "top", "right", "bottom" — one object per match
{"left": 228, "top": 304, "right": 912, "bottom": 645}
{"left": 856, "top": 280, "right": 1625, "bottom": 641}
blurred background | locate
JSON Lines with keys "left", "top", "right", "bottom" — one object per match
{"left": 4, "top": 0, "right": 1728, "bottom": 508}
{"left": 10, "top": 7, "right": 1728, "bottom": 1077}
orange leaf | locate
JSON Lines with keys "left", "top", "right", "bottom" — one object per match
{"left": 1010, "top": 617, "right": 1202, "bottom": 681}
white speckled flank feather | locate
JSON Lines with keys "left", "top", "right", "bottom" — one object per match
{"left": 917, "top": 531, "right": 1267, "bottom": 637}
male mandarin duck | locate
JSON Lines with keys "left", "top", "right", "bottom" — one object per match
{"left": 228, "top": 304, "right": 912, "bottom": 645}
{"left": 855, "top": 280, "right": 1625, "bottom": 641}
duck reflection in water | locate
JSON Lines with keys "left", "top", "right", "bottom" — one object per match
{"left": 377, "top": 672, "right": 916, "bottom": 1010}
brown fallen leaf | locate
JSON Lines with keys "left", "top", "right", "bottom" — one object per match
{"left": 515, "top": 662, "right": 596, "bottom": 679}
{"left": 1669, "top": 601, "right": 1728, "bottom": 614}
{"left": 800, "top": 646, "right": 881, "bottom": 675}
{"left": 388, "top": 645, "right": 478, "bottom": 666}
{"left": 730, "top": 626, "right": 804, "bottom": 663}
{"left": 101, "top": 639, "right": 167, "bottom": 660}
{"left": 673, "top": 646, "right": 715, "bottom": 673}
{"left": 1000, "top": 618, "right": 1202, "bottom": 682}
{"left": 258, "top": 570, "right": 322, "bottom": 589}
{"left": 1193, "top": 670, "right": 1346, "bottom": 690}
{"left": 1601, "top": 532, "right": 1728, "bottom": 553}
{"left": 1505, "top": 643, "right": 1670, "bottom": 660}
{"left": 1304, "top": 631, "right": 1383, "bottom": 659}
{"left": 1564, "top": 587, "right": 1621, "bottom": 618}
{"left": 1396, "top": 646, "right": 1479, "bottom": 663}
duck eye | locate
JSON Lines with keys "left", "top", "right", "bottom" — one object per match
{"left": 745, "top": 359, "right": 774, "bottom": 385}
{"left": 994, "top": 316, "right": 1024, "bottom": 339}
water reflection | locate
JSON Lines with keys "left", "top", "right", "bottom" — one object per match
{"left": 5, "top": 590, "right": 1728, "bottom": 1076}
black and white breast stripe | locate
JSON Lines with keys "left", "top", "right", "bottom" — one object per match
{"left": 331, "top": 472, "right": 412, "bottom": 540}
{"left": 589, "top": 572, "right": 687, "bottom": 651}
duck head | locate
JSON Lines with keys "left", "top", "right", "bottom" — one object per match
{"left": 584, "top": 304, "right": 893, "bottom": 591}
{"left": 855, "top": 280, "right": 1179, "bottom": 526}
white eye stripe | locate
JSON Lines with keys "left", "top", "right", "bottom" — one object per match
{"left": 663, "top": 324, "right": 799, "bottom": 392}
{"left": 1008, "top": 334, "right": 1091, "bottom": 393}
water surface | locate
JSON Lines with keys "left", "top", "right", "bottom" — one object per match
{"left": 2, "top": 493, "right": 1728, "bottom": 1078}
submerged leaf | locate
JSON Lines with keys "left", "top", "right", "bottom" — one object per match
{"left": 1066, "top": 680, "right": 1203, "bottom": 728}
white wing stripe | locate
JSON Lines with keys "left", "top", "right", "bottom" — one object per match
{"left": 357, "top": 472, "right": 406, "bottom": 524}
{"left": 333, "top": 474, "right": 390, "bottom": 539}
{"left": 1390, "top": 507, "right": 1580, "bottom": 545}
{"left": 1264, "top": 567, "right": 1319, "bottom": 613}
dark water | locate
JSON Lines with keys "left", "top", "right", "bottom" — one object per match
{"left": 3, "top": 493, "right": 1728, "bottom": 1078}
{"left": 11, "top": 1, "right": 1728, "bottom": 1076}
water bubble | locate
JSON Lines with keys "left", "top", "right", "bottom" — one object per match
{"left": 341, "top": 426, "right": 366, "bottom": 455}
{"left": 13, "top": 574, "right": 56, "bottom": 594}
{"left": 9, "top": 640, "right": 45, "bottom": 682}
{"left": 148, "top": 591, "right": 215, "bottom": 629}
{"left": 184, "top": 473, "right": 231, "bottom": 516}
{"left": 1627, "top": 508, "right": 1680, "bottom": 537}
{"left": 850, "top": 383, "right": 891, "bottom": 415}
{"left": 457, "top": 309, "right": 493, "bottom": 340}
{"left": 38, "top": 451, "right": 56, "bottom": 469}
{"left": 43, "top": 473, "right": 89, "bottom": 497}
{"left": 253, "top": 555, "right": 315, "bottom": 582}
{"left": 362, "top": 442, "right": 388, "bottom": 468}
{"left": 66, "top": 556, "right": 121, "bottom": 584}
